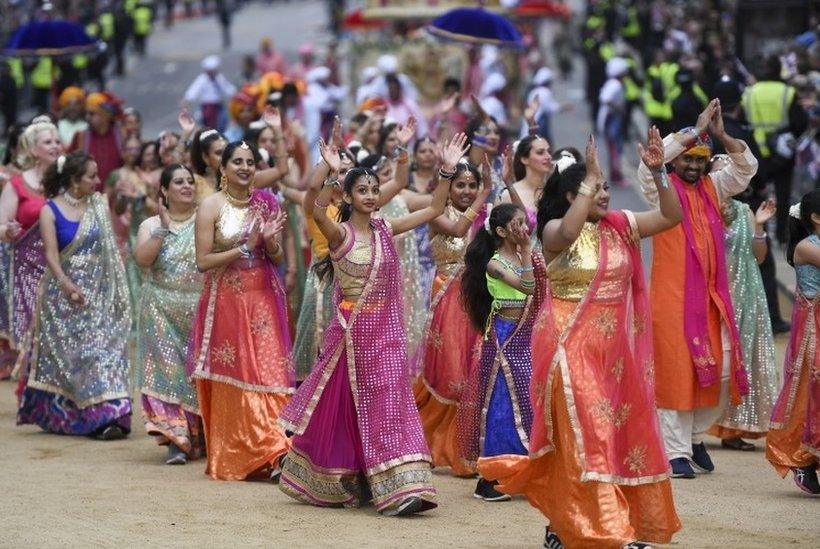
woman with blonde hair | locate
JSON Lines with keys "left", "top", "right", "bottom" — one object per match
{"left": 0, "top": 119, "right": 60, "bottom": 368}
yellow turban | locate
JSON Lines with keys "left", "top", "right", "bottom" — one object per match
{"left": 58, "top": 86, "right": 85, "bottom": 108}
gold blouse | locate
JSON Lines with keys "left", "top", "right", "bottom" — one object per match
{"left": 214, "top": 198, "right": 253, "bottom": 253}
{"left": 195, "top": 173, "right": 216, "bottom": 204}
{"left": 547, "top": 221, "right": 633, "bottom": 301}
{"left": 331, "top": 227, "right": 373, "bottom": 300}
{"left": 430, "top": 205, "right": 468, "bottom": 277}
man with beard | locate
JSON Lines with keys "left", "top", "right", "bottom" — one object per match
{"left": 638, "top": 100, "right": 758, "bottom": 479}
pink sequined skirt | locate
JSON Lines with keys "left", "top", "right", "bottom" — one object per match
{"left": 280, "top": 350, "right": 437, "bottom": 513}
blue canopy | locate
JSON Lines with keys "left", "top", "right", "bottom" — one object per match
{"left": 4, "top": 20, "right": 100, "bottom": 58}
{"left": 426, "top": 7, "right": 523, "bottom": 49}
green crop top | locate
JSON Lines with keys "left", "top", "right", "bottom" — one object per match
{"left": 486, "top": 253, "right": 527, "bottom": 305}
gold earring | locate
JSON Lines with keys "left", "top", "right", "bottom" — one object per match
{"left": 220, "top": 174, "right": 227, "bottom": 187}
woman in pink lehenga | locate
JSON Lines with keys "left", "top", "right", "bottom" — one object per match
{"left": 279, "top": 135, "right": 468, "bottom": 516}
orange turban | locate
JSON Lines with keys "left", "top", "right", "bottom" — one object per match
{"left": 85, "top": 91, "right": 122, "bottom": 119}
{"left": 58, "top": 86, "right": 85, "bottom": 108}
{"left": 358, "top": 97, "right": 387, "bottom": 113}
{"left": 230, "top": 85, "right": 261, "bottom": 122}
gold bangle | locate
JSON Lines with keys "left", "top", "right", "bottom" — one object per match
{"left": 577, "top": 183, "right": 596, "bottom": 198}
{"left": 463, "top": 207, "right": 478, "bottom": 222}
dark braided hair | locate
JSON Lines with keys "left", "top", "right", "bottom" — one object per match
{"left": 42, "top": 152, "right": 93, "bottom": 198}
{"left": 535, "top": 161, "right": 587, "bottom": 242}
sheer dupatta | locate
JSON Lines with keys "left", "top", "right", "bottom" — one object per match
{"left": 529, "top": 211, "right": 669, "bottom": 484}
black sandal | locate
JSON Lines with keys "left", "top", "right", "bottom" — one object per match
{"left": 721, "top": 437, "right": 755, "bottom": 451}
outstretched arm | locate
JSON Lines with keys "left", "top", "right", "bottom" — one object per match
{"left": 312, "top": 139, "right": 345, "bottom": 248}
{"left": 631, "top": 126, "right": 683, "bottom": 238}
{"left": 389, "top": 133, "right": 468, "bottom": 236}
{"left": 542, "top": 135, "right": 602, "bottom": 254}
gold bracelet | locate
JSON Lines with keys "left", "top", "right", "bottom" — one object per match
{"left": 462, "top": 207, "right": 478, "bottom": 222}
{"left": 577, "top": 183, "right": 596, "bottom": 198}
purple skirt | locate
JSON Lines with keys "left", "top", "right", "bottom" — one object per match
{"left": 17, "top": 387, "right": 131, "bottom": 436}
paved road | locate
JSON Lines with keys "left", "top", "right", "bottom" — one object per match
{"left": 108, "top": 0, "right": 329, "bottom": 137}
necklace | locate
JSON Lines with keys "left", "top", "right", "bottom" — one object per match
{"left": 168, "top": 211, "right": 196, "bottom": 224}
{"left": 63, "top": 191, "right": 88, "bottom": 208}
{"left": 224, "top": 187, "right": 251, "bottom": 206}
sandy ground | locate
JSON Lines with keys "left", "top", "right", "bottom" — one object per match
{"left": 0, "top": 330, "right": 817, "bottom": 549}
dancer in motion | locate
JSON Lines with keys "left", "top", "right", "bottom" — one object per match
{"left": 414, "top": 159, "right": 491, "bottom": 477}
{"left": 0, "top": 119, "right": 58, "bottom": 366}
{"left": 766, "top": 190, "right": 820, "bottom": 495}
{"left": 134, "top": 164, "right": 203, "bottom": 464}
{"left": 710, "top": 194, "right": 779, "bottom": 450}
{"left": 188, "top": 140, "right": 293, "bottom": 481}
{"left": 459, "top": 202, "right": 546, "bottom": 502}
{"left": 17, "top": 152, "right": 132, "bottom": 439}
{"left": 639, "top": 100, "right": 756, "bottom": 478}
{"left": 481, "top": 132, "right": 683, "bottom": 547}
{"left": 278, "top": 135, "right": 468, "bottom": 516}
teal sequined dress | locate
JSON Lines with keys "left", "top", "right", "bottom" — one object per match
{"left": 715, "top": 200, "right": 779, "bottom": 436}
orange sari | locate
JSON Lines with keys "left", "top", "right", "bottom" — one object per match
{"left": 480, "top": 212, "right": 680, "bottom": 547}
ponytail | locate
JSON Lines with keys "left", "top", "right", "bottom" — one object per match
{"left": 461, "top": 203, "right": 521, "bottom": 331}
{"left": 787, "top": 189, "right": 820, "bottom": 266}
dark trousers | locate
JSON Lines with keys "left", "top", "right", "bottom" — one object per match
{"left": 761, "top": 158, "right": 794, "bottom": 245}
{"left": 759, "top": 239, "right": 785, "bottom": 324}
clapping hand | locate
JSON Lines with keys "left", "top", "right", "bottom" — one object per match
{"left": 755, "top": 199, "right": 776, "bottom": 225}
{"left": 695, "top": 99, "right": 719, "bottom": 135}
{"left": 637, "top": 126, "right": 665, "bottom": 171}
{"left": 262, "top": 208, "right": 287, "bottom": 244}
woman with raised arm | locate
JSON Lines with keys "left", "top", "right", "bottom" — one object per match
{"left": 709, "top": 195, "right": 779, "bottom": 450}
{"left": 458, "top": 201, "right": 547, "bottom": 502}
{"left": 480, "top": 130, "right": 683, "bottom": 548}
{"left": 278, "top": 135, "right": 464, "bottom": 517}
{"left": 413, "top": 158, "right": 491, "bottom": 477}
{"left": 134, "top": 164, "right": 203, "bottom": 465}
{"left": 187, "top": 140, "right": 293, "bottom": 481}
{"left": 497, "top": 135, "right": 554, "bottom": 234}
{"left": 290, "top": 120, "right": 355, "bottom": 380}
{"left": 17, "top": 152, "right": 131, "bottom": 439}
{"left": 358, "top": 116, "right": 432, "bottom": 366}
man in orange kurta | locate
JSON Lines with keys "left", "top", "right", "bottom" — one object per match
{"left": 639, "top": 100, "right": 758, "bottom": 478}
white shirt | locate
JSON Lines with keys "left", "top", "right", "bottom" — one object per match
{"left": 385, "top": 99, "right": 429, "bottom": 138}
{"left": 596, "top": 78, "right": 625, "bottom": 134}
{"left": 183, "top": 72, "right": 237, "bottom": 105}
{"left": 480, "top": 96, "right": 508, "bottom": 126}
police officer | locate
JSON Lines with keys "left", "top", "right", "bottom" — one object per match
{"left": 742, "top": 55, "right": 808, "bottom": 245}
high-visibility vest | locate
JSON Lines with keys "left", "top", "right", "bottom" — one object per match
{"left": 31, "top": 57, "right": 55, "bottom": 89}
{"left": 99, "top": 12, "right": 115, "bottom": 41}
{"left": 586, "top": 15, "right": 605, "bottom": 32}
{"left": 7, "top": 58, "right": 24, "bottom": 88}
{"left": 622, "top": 6, "right": 641, "bottom": 38}
{"left": 742, "top": 81, "right": 795, "bottom": 157}
{"left": 132, "top": 6, "right": 152, "bottom": 36}
{"left": 73, "top": 22, "right": 100, "bottom": 69}
{"left": 599, "top": 42, "right": 616, "bottom": 62}
{"left": 124, "top": 0, "right": 137, "bottom": 15}
{"left": 643, "top": 64, "right": 672, "bottom": 120}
